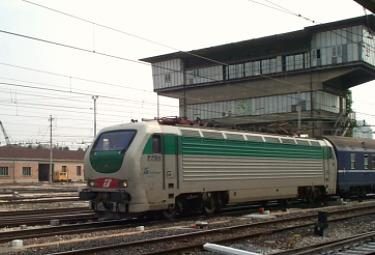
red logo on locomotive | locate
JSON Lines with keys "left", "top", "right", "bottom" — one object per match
{"left": 95, "top": 178, "right": 119, "bottom": 188}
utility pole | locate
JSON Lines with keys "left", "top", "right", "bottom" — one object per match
{"left": 49, "top": 115, "right": 54, "bottom": 183}
{"left": 92, "top": 95, "right": 99, "bottom": 137}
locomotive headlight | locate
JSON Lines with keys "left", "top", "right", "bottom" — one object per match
{"left": 88, "top": 180, "right": 95, "bottom": 187}
{"left": 122, "top": 180, "right": 128, "bottom": 188}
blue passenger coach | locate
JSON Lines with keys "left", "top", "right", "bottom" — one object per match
{"left": 326, "top": 136, "right": 375, "bottom": 196}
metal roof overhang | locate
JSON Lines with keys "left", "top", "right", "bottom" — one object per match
{"left": 141, "top": 30, "right": 309, "bottom": 67}
{"left": 323, "top": 63, "right": 375, "bottom": 90}
{"left": 140, "top": 15, "right": 374, "bottom": 66}
{"left": 353, "top": 0, "right": 375, "bottom": 13}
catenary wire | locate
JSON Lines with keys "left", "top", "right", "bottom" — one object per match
{"left": 0, "top": 2, "right": 374, "bottom": 137}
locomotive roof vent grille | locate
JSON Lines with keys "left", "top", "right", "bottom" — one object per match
{"left": 310, "top": 141, "right": 321, "bottom": 147}
{"left": 225, "top": 133, "right": 245, "bottom": 141}
{"left": 202, "top": 131, "right": 224, "bottom": 139}
{"left": 264, "top": 137, "right": 281, "bottom": 143}
{"left": 280, "top": 138, "right": 296, "bottom": 145}
{"left": 246, "top": 135, "right": 264, "bottom": 142}
{"left": 181, "top": 129, "right": 201, "bottom": 137}
{"left": 296, "top": 140, "right": 310, "bottom": 146}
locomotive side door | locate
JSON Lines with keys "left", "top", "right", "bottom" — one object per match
{"left": 143, "top": 134, "right": 165, "bottom": 205}
{"left": 162, "top": 134, "right": 179, "bottom": 204}
{"left": 143, "top": 134, "right": 179, "bottom": 207}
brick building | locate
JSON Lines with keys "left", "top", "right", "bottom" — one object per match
{"left": 0, "top": 146, "right": 85, "bottom": 183}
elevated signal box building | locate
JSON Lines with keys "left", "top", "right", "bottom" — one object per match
{"left": 141, "top": 15, "right": 375, "bottom": 137}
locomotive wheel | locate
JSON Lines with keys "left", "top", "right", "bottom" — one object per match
{"left": 162, "top": 205, "right": 177, "bottom": 220}
{"left": 162, "top": 200, "right": 183, "bottom": 220}
{"left": 202, "top": 192, "right": 217, "bottom": 215}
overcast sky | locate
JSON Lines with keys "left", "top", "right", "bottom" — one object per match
{"left": 0, "top": 0, "right": 373, "bottom": 148}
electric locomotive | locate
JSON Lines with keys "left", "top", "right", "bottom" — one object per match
{"left": 80, "top": 120, "right": 342, "bottom": 217}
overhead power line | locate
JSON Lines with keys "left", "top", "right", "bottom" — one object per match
{"left": 20, "top": 0, "right": 227, "bottom": 66}
{"left": 0, "top": 28, "right": 148, "bottom": 65}
{"left": 0, "top": 62, "right": 153, "bottom": 94}
{"left": 247, "top": 0, "right": 375, "bottom": 51}
{"left": 249, "top": 0, "right": 316, "bottom": 23}
{"left": 0, "top": 80, "right": 176, "bottom": 108}
{"left": 2, "top": 0, "right": 374, "bottom": 129}
{"left": 1, "top": 79, "right": 374, "bottom": 123}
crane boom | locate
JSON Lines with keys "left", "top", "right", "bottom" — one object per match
{"left": 0, "top": 121, "right": 11, "bottom": 145}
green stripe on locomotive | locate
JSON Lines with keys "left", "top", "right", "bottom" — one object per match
{"left": 143, "top": 134, "right": 331, "bottom": 160}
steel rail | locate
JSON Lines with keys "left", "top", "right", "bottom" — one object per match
{"left": 0, "top": 207, "right": 89, "bottom": 217}
{"left": 0, "top": 212, "right": 96, "bottom": 228}
{"left": 272, "top": 231, "right": 375, "bottom": 255}
{"left": 45, "top": 204, "right": 375, "bottom": 255}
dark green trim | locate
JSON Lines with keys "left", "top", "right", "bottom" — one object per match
{"left": 143, "top": 134, "right": 178, "bottom": 154}
{"left": 143, "top": 134, "right": 329, "bottom": 160}
{"left": 181, "top": 137, "right": 324, "bottom": 159}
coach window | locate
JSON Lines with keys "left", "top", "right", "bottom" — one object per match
{"left": 350, "top": 153, "right": 356, "bottom": 169}
{"left": 364, "top": 154, "right": 369, "bottom": 170}
{"left": 371, "top": 154, "right": 375, "bottom": 170}
{"left": 152, "top": 135, "right": 162, "bottom": 153}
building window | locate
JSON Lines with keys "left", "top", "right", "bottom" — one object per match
{"left": 371, "top": 154, "right": 375, "bottom": 170}
{"left": 22, "top": 167, "right": 32, "bottom": 176}
{"left": 76, "top": 166, "right": 82, "bottom": 176}
{"left": 316, "top": 49, "right": 321, "bottom": 59}
{"left": 62, "top": 166, "right": 67, "bottom": 172}
{"left": 164, "top": 73, "right": 171, "bottom": 83}
{"left": 350, "top": 153, "right": 356, "bottom": 169}
{"left": 0, "top": 167, "right": 9, "bottom": 176}
{"left": 364, "top": 154, "right": 369, "bottom": 170}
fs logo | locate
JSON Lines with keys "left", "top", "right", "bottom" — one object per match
{"left": 102, "top": 178, "right": 113, "bottom": 188}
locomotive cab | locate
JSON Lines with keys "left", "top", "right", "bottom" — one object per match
{"left": 79, "top": 127, "right": 141, "bottom": 215}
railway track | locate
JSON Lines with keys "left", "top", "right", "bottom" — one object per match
{"left": 0, "top": 208, "right": 95, "bottom": 228}
{"left": 0, "top": 194, "right": 77, "bottom": 201}
{"left": 0, "top": 218, "right": 147, "bottom": 243}
{"left": 273, "top": 231, "right": 375, "bottom": 255}
{"left": 0, "top": 207, "right": 88, "bottom": 217}
{"left": 0, "top": 196, "right": 79, "bottom": 205}
{"left": 12, "top": 202, "right": 375, "bottom": 255}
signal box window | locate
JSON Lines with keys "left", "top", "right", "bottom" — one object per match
{"left": 62, "top": 166, "right": 67, "bottom": 173}
{"left": 152, "top": 135, "right": 162, "bottom": 153}
{"left": 22, "top": 167, "right": 32, "bottom": 176}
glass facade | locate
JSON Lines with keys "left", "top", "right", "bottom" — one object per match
{"left": 184, "top": 91, "right": 342, "bottom": 120}
{"left": 151, "top": 26, "right": 374, "bottom": 90}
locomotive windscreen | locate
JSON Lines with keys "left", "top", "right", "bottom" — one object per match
{"left": 90, "top": 130, "right": 136, "bottom": 173}
{"left": 93, "top": 130, "right": 136, "bottom": 152}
